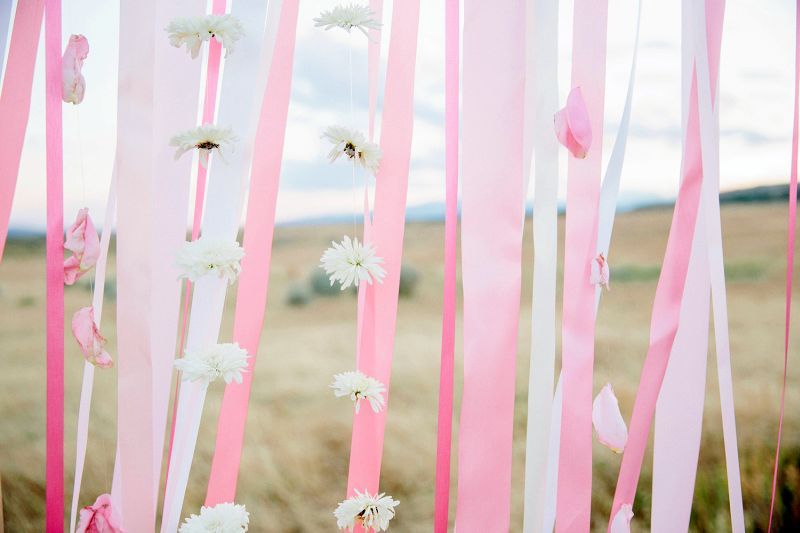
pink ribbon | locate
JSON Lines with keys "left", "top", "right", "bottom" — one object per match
{"left": 0, "top": 0, "right": 44, "bottom": 262}
{"left": 114, "top": 0, "right": 158, "bottom": 527}
{"left": 768, "top": 1, "right": 800, "bottom": 529}
{"left": 45, "top": 0, "right": 64, "bottom": 530}
{"left": 555, "top": 1, "right": 609, "bottom": 530}
{"left": 345, "top": 0, "right": 420, "bottom": 508}
{"left": 454, "top": 2, "right": 525, "bottom": 531}
{"left": 205, "top": 0, "right": 300, "bottom": 504}
{"left": 433, "top": 0, "right": 458, "bottom": 530}
{"left": 607, "top": 1, "right": 725, "bottom": 526}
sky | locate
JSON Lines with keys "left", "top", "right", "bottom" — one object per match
{"left": 3, "top": 0, "right": 798, "bottom": 230}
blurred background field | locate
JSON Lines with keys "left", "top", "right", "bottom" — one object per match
{"left": 1, "top": 201, "right": 799, "bottom": 531}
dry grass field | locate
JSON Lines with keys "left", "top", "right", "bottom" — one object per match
{"left": 1, "top": 202, "right": 799, "bottom": 531}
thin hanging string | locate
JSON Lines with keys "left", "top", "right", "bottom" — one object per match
{"left": 74, "top": 105, "right": 94, "bottom": 295}
{"left": 348, "top": 30, "right": 358, "bottom": 237}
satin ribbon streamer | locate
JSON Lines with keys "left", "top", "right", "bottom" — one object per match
{"left": 69, "top": 168, "right": 117, "bottom": 533}
{"left": 45, "top": 0, "right": 64, "bottom": 530}
{"left": 555, "top": 0, "right": 609, "bottom": 530}
{"left": 433, "top": 0, "right": 458, "bottom": 530}
{"left": 0, "top": 0, "right": 44, "bottom": 262}
{"left": 455, "top": 2, "right": 525, "bottom": 531}
{"left": 767, "top": 1, "right": 800, "bottom": 529}
{"left": 205, "top": 0, "right": 299, "bottom": 505}
{"left": 345, "top": 0, "right": 420, "bottom": 510}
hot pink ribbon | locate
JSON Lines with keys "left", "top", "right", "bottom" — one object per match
{"left": 0, "top": 0, "right": 44, "bottom": 262}
{"left": 433, "top": 0, "right": 459, "bottom": 530}
{"left": 454, "top": 2, "right": 525, "bottom": 532}
{"left": 768, "top": 1, "right": 800, "bottom": 529}
{"left": 556, "top": 1, "right": 609, "bottom": 530}
{"left": 345, "top": 0, "right": 420, "bottom": 517}
{"left": 44, "top": 0, "right": 64, "bottom": 531}
{"left": 205, "top": 0, "right": 300, "bottom": 504}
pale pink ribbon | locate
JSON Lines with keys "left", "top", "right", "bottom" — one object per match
{"left": 205, "top": 0, "right": 300, "bottom": 505}
{"left": 607, "top": 0, "right": 725, "bottom": 527}
{"left": 555, "top": 1, "right": 609, "bottom": 530}
{"left": 113, "top": 0, "right": 158, "bottom": 527}
{"left": 0, "top": 0, "right": 44, "bottom": 263}
{"left": 345, "top": 0, "right": 420, "bottom": 514}
{"left": 454, "top": 2, "right": 525, "bottom": 532}
{"left": 768, "top": 1, "right": 800, "bottom": 529}
{"left": 165, "top": 0, "right": 226, "bottom": 489}
{"left": 69, "top": 167, "right": 117, "bottom": 533}
{"left": 433, "top": 0, "right": 459, "bottom": 530}
{"left": 45, "top": 0, "right": 64, "bottom": 530}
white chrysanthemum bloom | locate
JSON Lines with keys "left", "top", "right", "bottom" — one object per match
{"left": 320, "top": 236, "right": 386, "bottom": 290}
{"left": 174, "top": 343, "right": 250, "bottom": 385}
{"left": 179, "top": 502, "right": 250, "bottom": 533}
{"left": 166, "top": 14, "right": 245, "bottom": 58}
{"left": 323, "top": 125, "right": 382, "bottom": 176}
{"left": 334, "top": 490, "right": 399, "bottom": 532}
{"left": 176, "top": 236, "right": 245, "bottom": 284}
{"left": 330, "top": 370, "right": 386, "bottom": 414}
{"left": 170, "top": 124, "right": 237, "bottom": 166}
{"left": 314, "top": 3, "right": 382, "bottom": 37}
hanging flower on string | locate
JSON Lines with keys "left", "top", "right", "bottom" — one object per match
{"left": 314, "top": 3, "right": 382, "bottom": 37}
{"left": 72, "top": 306, "right": 113, "bottom": 369}
{"left": 323, "top": 125, "right": 382, "bottom": 176}
{"left": 174, "top": 342, "right": 250, "bottom": 385}
{"left": 590, "top": 252, "right": 610, "bottom": 290}
{"left": 554, "top": 86, "right": 592, "bottom": 159}
{"left": 76, "top": 494, "right": 123, "bottom": 533}
{"left": 179, "top": 502, "right": 250, "bottom": 533}
{"left": 175, "top": 236, "right": 244, "bottom": 284}
{"left": 166, "top": 14, "right": 245, "bottom": 58}
{"left": 64, "top": 208, "right": 101, "bottom": 285}
{"left": 592, "top": 383, "right": 628, "bottom": 453}
{"left": 170, "top": 124, "right": 237, "bottom": 167}
{"left": 330, "top": 370, "right": 386, "bottom": 413}
{"left": 610, "top": 504, "right": 634, "bottom": 533}
{"left": 334, "top": 490, "right": 399, "bottom": 532}
{"left": 320, "top": 236, "right": 386, "bottom": 290}
{"left": 62, "top": 34, "right": 89, "bottom": 105}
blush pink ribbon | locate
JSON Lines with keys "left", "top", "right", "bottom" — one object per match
{"left": 433, "top": 0, "right": 459, "bottom": 530}
{"left": 44, "top": 0, "right": 64, "bottom": 530}
{"left": 205, "top": 0, "right": 300, "bottom": 505}
{"left": 454, "top": 2, "right": 525, "bottom": 531}
{"left": 345, "top": 0, "right": 420, "bottom": 522}
{"left": 768, "top": 1, "right": 800, "bottom": 529}
{"left": 555, "top": 0, "right": 609, "bottom": 530}
{"left": 0, "top": 0, "right": 44, "bottom": 263}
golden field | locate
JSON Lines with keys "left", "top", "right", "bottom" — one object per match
{"left": 1, "top": 202, "right": 799, "bottom": 532}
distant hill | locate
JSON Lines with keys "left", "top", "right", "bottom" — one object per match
{"left": 719, "top": 183, "right": 797, "bottom": 204}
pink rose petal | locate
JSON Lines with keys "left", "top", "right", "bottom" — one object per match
{"left": 592, "top": 383, "right": 628, "bottom": 453}
{"left": 554, "top": 86, "right": 592, "bottom": 158}
{"left": 610, "top": 504, "right": 634, "bottom": 533}
{"left": 76, "top": 494, "right": 124, "bottom": 533}
{"left": 72, "top": 306, "right": 113, "bottom": 369}
{"left": 62, "top": 34, "right": 89, "bottom": 104}
{"left": 64, "top": 208, "right": 100, "bottom": 285}
{"left": 590, "top": 253, "right": 610, "bottom": 290}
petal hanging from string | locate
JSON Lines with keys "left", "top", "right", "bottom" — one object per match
{"left": 71, "top": 306, "right": 113, "bottom": 369}
{"left": 592, "top": 383, "right": 627, "bottom": 453}
{"left": 554, "top": 86, "right": 592, "bottom": 159}
{"left": 64, "top": 208, "right": 100, "bottom": 285}
{"left": 62, "top": 34, "right": 88, "bottom": 104}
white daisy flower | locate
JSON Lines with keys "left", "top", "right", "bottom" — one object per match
{"left": 323, "top": 125, "right": 382, "bottom": 176}
{"left": 179, "top": 502, "right": 250, "bottom": 532}
{"left": 334, "top": 490, "right": 399, "bottom": 532}
{"left": 174, "top": 343, "right": 250, "bottom": 385}
{"left": 175, "top": 236, "right": 245, "bottom": 284}
{"left": 170, "top": 124, "right": 237, "bottom": 166}
{"left": 320, "top": 236, "right": 386, "bottom": 290}
{"left": 166, "top": 14, "right": 245, "bottom": 58}
{"left": 330, "top": 370, "right": 386, "bottom": 414}
{"left": 314, "top": 3, "right": 382, "bottom": 37}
